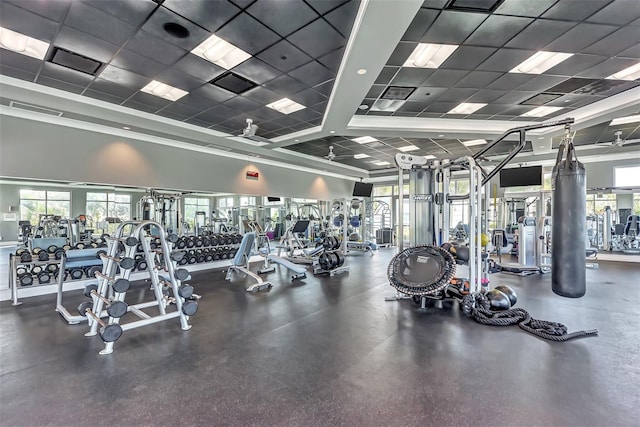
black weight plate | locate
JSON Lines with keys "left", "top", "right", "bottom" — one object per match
{"left": 210, "top": 235, "right": 219, "bottom": 246}
{"left": 100, "top": 324, "right": 123, "bottom": 342}
{"left": 197, "top": 256, "right": 205, "bottom": 263}
{"left": 177, "top": 239, "right": 187, "bottom": 249}
{"left": 47, "top": 245, "right": 58, "bottom": 253}
{"left": 179, "top": 257, "right": 188, "bottom": 265}
{"left": 31, "top": 266, "right": 43, "bottom": 275}
{"left": 319, "top": 252, "right": 332, "bottom": 270}
{"left": 195, "top": 237, "right": 203, "bottom": 247}
{"left": 54, "top": 249, "right": 65, "bottom": 260}
{"left": 182, "top": 300, "right": 198, "bottom": 316}
{"left": 123, "top": 236, "right": 138, "bottom": 247}
{"left": 202, "top": 237, "right": 211, "bottom": 247}
{"left": 20, "top": 252, "right": 32, "bottom": 263}
{"left": 20, "top": 274, "right": 34, "bottom": 286}
{"left": 77, "top": 301, "right": 93, "bottom": 316}
{"left": 178, "top": 284, "right": 194, "bottom": 299}
{"left": 70, "top": 269, "right": 84, "bottom": 280}
{"left": 167, "top": 233, "right": 179, "bottom": 243}
{"left": 107, "top": 301, "right": 128, "bottom": 318}
{"left": 38, "top": 272, "right": 51, "bottom": 284}
{"left": 205, "top": 254, "right": 213, "bottom": 262}
{"left": 137, "top": 260, "right": 148, "bottom": 271}
{"left": 188, "top": 256, "right": 197, "bottom": 264}
{"left": 47, "top": 264, "right": 59, "bottom": 273}
{"left": 174, "top": 268, "right": 189, "bottom": 281}
{"left": 186, "top": 239, "right": 195, "bottom": 248}
{"left": 86, "top": 265, "right": 101, "bottom": 278}
{"left": 119, "top": 257, "right": 135, "bottom": 270}
{"left": 113, "top": 278, "right": 131, "bottom": 293}
{"left": 38, "top": 251, "right": 50, "bottom": 261}
{"left": 83, "top": 283, "right": 98, "bottom": 297}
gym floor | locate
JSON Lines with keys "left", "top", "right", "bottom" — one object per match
{"left": 1, "top": 249, "right": 639, "bottom": 426}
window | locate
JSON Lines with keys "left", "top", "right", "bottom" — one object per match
{"left": 239, "top": 196, "right": 256, "bottom": 206}
{"left": 184, "top": 197, "right": 210, "bottom": 229}
{"left": 373, "top": 185, "right": 393, "bottom": 197}
{"left": 20, "top": 189, "right": 71, "bottom": 224}
{"left": 634, "top": 194, "right": 640, "bottom": 215}
{"left": 86, "top": 193, "right": 131, "bottom": 232}
{"left": 614, "top": 166, "right": 640, "bottom": 187}
{"left": 586, "top": 193, "right": 616, "bottom": 216}
{"left": 217, "top": 197, "right": 234, "bottom": 209}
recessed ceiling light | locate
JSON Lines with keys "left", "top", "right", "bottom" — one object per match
{"left": 371, "top": 99, "right": 405, "bottom": 112}
{"left": 404, "top": 43, "right": 458, "bottom": 68}
{"left": 329, "top": 130, "right": 336, "bottom": 134}
{"left": 538, "top": 136, "right": 544, "bottom": 139}
{"left": 372, "top": 160, "right": 390, "bottom": 166}
{"left": 538, "top": 145, "right": 545, "bottom": 149}
{"left": 0, "top": 26, "right": 49, "bottom": 60}
{"left": 122, "top": 126, "right": 130, "bottom": 130}
{"left": 610, "top": 114, "right": 640, "bottom": 126}
{"left": 447, "top": 103, "right": 487, "bottom": 115}
{"left": 358, "top": 104, "right": 369, "bottom": 110}
{"left": 266, "top": 98, "right": 305, "bottom": 114}
{"left": 357, "top": 68, "right": 367, "bottom": 75}
{"left": 294, "top": 139, "right": 299, "bottom": 142}
{"left": 354, "top": 153, "right": 370, "bottom": 159}
{"left": 423, "top": 155, "right": 436, "bottom": 160}
{"left": 438, "top": 134, "right": 444, "bottom": 137}
{"left": 509, "top": 51, "right": 573, "bottom": 74}
{"left": 140, "top": 80, "right": 188, "bottom": 101}
{"left": 606, "top": 63, "right": 640, "bottom": 81}
{"left": 398, "top": 145, "right": 419, "bottom": 152}
{"left": 462, "top": 139, "right": 487, "bottom": 147}
{"left": 352, "top": 136, "right": 378, "bottom": 144}
{"left": 564, "top": 99, "right": 571, "bottom": 103}
{"left": 520, "top": 106, "right": 563, "bottom": 117}
{"left": 191, "top": 34, "right": 251, "bottom": 70}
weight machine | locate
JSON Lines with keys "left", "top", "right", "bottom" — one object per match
{"left": 136, "top": 190, "right": 184, "bottom": 236}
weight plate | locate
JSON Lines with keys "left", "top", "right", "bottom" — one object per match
{"left": 100, "top": 324, "right": 123, "bottom": 343}
{"left": 182, "top": 300, "right": 198, "bottom": 316}
{"left": 167, "top": 233, "right": 179, "bottom": 243}
{"left": 20, "top": 275, "right": 34, "bottom": 286}
{"left": 38, "top": 272, "right": 51, "bottom": 284}
{"left": 83, "top": 283, "right": 98, "bottom": 297}
{"left": 119, "top": 257, "right": 135, "bottom": 270}
{"left": 47, "top": 245, "right": 58, "bottom": 254}
{"left": 77, "top": 301, "right": 93, "bottom": 316}
{"left": 107, "top": 301, "right": 128, "bottom": 318}
{"left": 178, "top": 284, "right": 194, "bottom": 299}
{"left": 174, "top": 268, "right": 189, "bottom": 281}
{"left": 38, "top": 251, "right": 50, "bottom": 261}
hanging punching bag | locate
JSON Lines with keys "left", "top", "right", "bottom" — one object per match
{"left": 551, "top": 133, "right": 586, "bottom": 298}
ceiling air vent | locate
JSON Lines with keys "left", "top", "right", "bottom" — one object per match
{"left": 211, "top": 72, "right": 257, "bottom": 94}
{"left": 444, "top": 0, "right": 505, "bottom": 13}
{"left": 8, "top": 101, "right": 63, "bottom": 117}
{"left": 381, "top": 86, "right": 416, "bottom": 100}
{"left": 49, "top": 47, "right": 103, "bottom": 75}
{"left": 520, "top": 93, "right": 562, "bottom": 106}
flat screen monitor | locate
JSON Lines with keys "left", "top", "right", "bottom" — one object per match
{"left": 353, "top": 182, "right": 373, "bottom": 198}
{"left": 500, "top": 166, "right": 542, "bottom": 187}
{"left": 267, "top": 196, "right": 281, "bottom": 202}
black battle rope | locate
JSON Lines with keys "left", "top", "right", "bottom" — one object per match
{"left": 461, "top": 294, "right": 598, "bottom": 342}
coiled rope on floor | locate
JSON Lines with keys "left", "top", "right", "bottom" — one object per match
{"left": 461, "top": 294, "right": 598, "bottom": 342}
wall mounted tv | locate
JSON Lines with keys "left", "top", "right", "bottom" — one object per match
{"left": 353, "top": 182, "right": 374, "bottom": 197}
{"left": 267, "top": 197, "right": 281, "bottom": 202}
{"left": 500, "top": 166, "right": 542, "bottom": 187}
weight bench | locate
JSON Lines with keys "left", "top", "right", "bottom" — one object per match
{"left": 226, "top": 232, "right": 272, "bottom": 292}
{"left": 303, "top": 246, "right": 324, "bottom": 257}
{"left": 260, "top": 253, "right": 307, "bottom": 280}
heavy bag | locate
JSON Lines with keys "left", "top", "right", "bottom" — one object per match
{"left": 551, "top": 138, "right": 586, "bottom": 298}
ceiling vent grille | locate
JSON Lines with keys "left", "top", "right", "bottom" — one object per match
{"left": 8, "top": 101, "right": 63, "bottom": 117}
{"left": 211, "top": 72, "right": 258, "bottom": 94}
{"left": 444, "top": 0, "right": 505, "bottom": 13}
{"left": 49, "top": 47, "right": 103, "bottom": 76}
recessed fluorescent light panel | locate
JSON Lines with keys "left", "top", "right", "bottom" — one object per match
{"left": 509, "top": 51, "right": 573, "bottom": 74}
{"left": 404, "top": 43, "right": 458, "bottom": 68}
{"left": 372, "top": 160, "right": 390, "bottom": 166}
{"left": 352, "top": 136, "right": 378, "bottom": 144}
{"left": 0, "top": 27, "right": 49, "bottom": 59}
{"left": 462, "top": 139, "right": 487, "bottom": 147}
{"left": 520, "top": 106, "right": 563, "bottom": 117}
{"left": 610, "top": 114, "right": 640, "bottom": 126}
{"left": 606, "top": 63, "right": 640, "bottom": 81}
{"left": 266, "top": 98, "right": 305, "bottom": 114}
{"left": 191, "top": 34, "right": 251, "bottom": 69}
{"left": 447, "top": 103, "right": 487, "bottom": 115}
{"left": 354, "top": 153, "right": 370, "bottom": 159}
{"left": 371, "top": 99, "right": 406, "bottom": 112}
{"left": 423, "top": 155, "right": 436, "bottom": 160}
{"left": 398, "top": 145, "right": 419, "bottom": 152}
{"left": 140, "top": 80, "right": 188, "bottom": 101}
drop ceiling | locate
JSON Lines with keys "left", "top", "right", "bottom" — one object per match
{"left": 0, "top": 0, "right": 639, "bottom": 178}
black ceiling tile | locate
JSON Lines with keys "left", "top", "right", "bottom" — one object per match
{"left": 582, "top": 26, "right": 640, "bottom": 57}
{"left": 217, "top": 12, "right": 281, "bottom": 55}
{"left": 162, "top": 0, "right": 241, "bottom": 32}
{"left": 465, "top": 15, "right": 533, "bottom": 48}
{"left": 504, "top": 19, "right": 575, "bottom": 50}
{"left": 289, "top": 107, "right": 323, "bottom": 122}
{"left": 441, "top": 46, "right": 497, "bottom": 70}
{"left": 288, "top": 18, "right": 345, "bottom": 58}
{"left": 39, "top": 62, "right": 95, "bottom": 87}
{"left": 231, "top": 57, "right": 281, "bottom": 84}
{"left": 194, "top": 104, "right": 238, "bottom": 122}
{"left": 155, "top": 68, "right": 205, "bottom": 91}
{"left": 161, "top": 101, "right": 204, "bottom": 118}
{"left": 617, "top": 43, "right": 640, "bottom": 59}
{"left": 129, "top": 91, "right": 173, "bottom": 109}
{"left": 141, "top": 6, "right": 211, "bottom": 51}
{"left": 493, "top": 90, "right": 538, "bottom": 104}
{"left": 189, "top": 84, "right": 235, "bottom": 104}
{"left": 125, "top": 31, "right": 188, "bottom": 66}
{"left": 111, "top": 49, "right": 166, "bottom": 79}
{"left": 83, "top": 89, "right": 127, "bottom": 105}
{"left": 64, "top": 2, "right": 137, "bottom": 46}
{"left": 155, "top": 109, "right": 188, "bottom": 121}
{"left": 366, "top": 85, "right": 386, "bottom": 99}
{"left": 288, "top": 61, "right": 334, "bottom": 86}
{"left": 407, "top": 86, "right": 447, "bottom": 101}
{"left": 308, "top": 116, "right": 323, "bottom": 126}
{"left": 247, "top": 106, "right": 284, "bottom": 121}
{"left": 520, "top": 92, "right": 562, "bottom": 105}
{"left": 485, "top": 73, "right": 531, "bottom": 90}
{"left": 229, "top": 0, "right": 257, "bottom": 9}
{"left": 263, "top": 74, "right": 308, "bottom": 95}
{"left": 223, "top": 95, "right": 261, "bottom": 112}
{"left": 324, "top": 0, "right": 359, "bottom": 37}
{"left": 386, "top": 42, "right": 418, "bottom": 66}
{"left": 586, "top": 0, "right": 640, "bottom": 25}
{"left": 466, "top": 89, "right": 507, "bottom": 103}
{"left": 545, "top": 78, "right": 597, "bottom": 94}
{"left": 173, "top": 55, "right": 226, "bottom": 82}
{"left": 375, "top": 67, "right": 400, "bottom": 85}
{"left": 0, "top": 2, "right": 59, "bottom": 42}
{"left": 417, "top": 111, "right": 445, "bottom": 118}
{"left": 304, "top": 0, "right": 349, "bottom": 15}
{"left": 0, "top": 49, "right": 43, "bottom": 74}
{"left": 542, "top": 0, "right": 610, "bottom": 20}
{"left": 454, "top": 70, "right": 503, "bottom": 88}
{"left": 494, "top": 0, "right": 557, "bottom": 17}
{"left": 424, "top": 101, "right": 459, "bottom": 113}
{"left": 402, "top": 8, "right": 440, "bottom": 41}
{"left": 310, "top": 100, "right": 328, "bottom": 113}
{"left": 270, "top": 115, "right": 303, "bottom": 128}
{"left": 54, "top": 25, "right": 120, "bottom": 64}
{"left": 290, "top": 88, "right": 327, "bottom": 106}
{"left": 257, "top": 39, "right": 314, "bottom": 73}
{"left": 35, "top": 76, "right": 85, "bottom": 94}
{"left": 545, "top": 93, "right": 604, "bottom": 108}
{"left": 254, "top": 120, "right": 280, "bottom": 132}
{"left": 574, "top": 80, "right": 639, "bottom": 97}
{"left": 577, "top": 57, "right": 640, "bottom": 79}
{"left": 421, "top": 10, "right": 487, "bottom": 44}
{"left": 421, "top": 69, "right": 470, "bottom": 86}
{"left": 476, "top": 48, "right": 535, "bottom": 72}
{"left": 516, "top": 75, "right": 568, "bottom": 92}
{"left": 88, "top": 78, "right": 138, "bottom": 98}
{"left": 210, "top": 123, "right": 236, "bottom": 133}
{"left": 544, "top": 23, "right": 618, "bottom": 53}
{"left": 99, "top": 65, "right": 149, "bottom": 89}
{"left": 317, "top": 47, "right": 344, "bottom": 72}
{"left": 247, "top": 0, "right": 318, "bottom": 37}
{"left": 7, "top": 0, "right": 71, "bottom": 21}
{"left": 504, "top": 105, "right": 542, "bottom": 116}
{"left": 396, "top": 101, "right": 431, "bottom": 113}
{"left": 390, "top": 68, "right": 433, "bottom": 86}
{"left": 81, "top": 0, "right": 156, "bottom": 26}
{"left": 546, "top": 54, "right": 608, "bottom": 77}
{"left": 217, "top": 116, "right": 248, "bottom": 130}
{"left": 242, "top": 86, "right": 282, "bottom": 105}
{"left": 289, "top": 122, "right": 314, "bottom": 131}
{"left": 184, "top": 117, "right": 215, "bottom": 127}
{"left": 313, "top": 79, "right": 334, "bottom": 96}
{"left": 435, "top": 88, "right": 477, "bottom": 103}
{"left": 0, "top": 65, "right": 36, "bottom": 82}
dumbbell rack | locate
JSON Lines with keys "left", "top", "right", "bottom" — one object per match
{"left": 9, "top": 251, "right": 63, "bottom": 306}
{"left": 312, "top": 236, "right": 350, "bottom": 277}
{"left": 85, "top": 220, "right": 195, "bottom": 355}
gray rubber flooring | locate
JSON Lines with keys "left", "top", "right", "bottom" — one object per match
{"left": 1, "top": 249, "right": 639, "bottom": 426}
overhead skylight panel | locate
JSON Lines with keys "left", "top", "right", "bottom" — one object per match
{"left": 403, "top": 43, "right": 458, "bottom": 68}
{"left": 509, "top": 51, "right": 573, "bottom": 74}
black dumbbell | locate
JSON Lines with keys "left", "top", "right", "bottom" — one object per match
{"left": 174, "top": 268, "right": 189, "bottom": 281}
{"left": 182, "top": 300, "right": 198, "bottom": 316}
{"left": 20, "top": 252, "right": 32, "bottom": 263}
{"left": 178, "top": 284, "right": 194, "bottom": 299}
{"left": 47, "top": 245, "right": 59, "bottom": 254}
{"left": 77, "top": 302, "right": 124, "bottom": 342}
{"left": 37, "top": 251, "right": 49, "bottom": 261}
{"left": 19, "top": 273, "right": 34, "bottom": 286}
{"left": 202, "top": 237, "right": 211, "bottom": 247}
{"left": 177, "top": 238, "right": 187, "bottom": 249}
{"left": 195, "top": 236, "right": 203, "bottom": 247}
{"left": 186, "top": 237, "right": 195, "bottom": 248}
{"left": 38, "top": 272, "right": 51, "bottom": 284}
{"left": 54, "top": 249, "right": 65, "bottom": 260}
{"left": 69, "top": 268, "right": 84, "bottom": 280}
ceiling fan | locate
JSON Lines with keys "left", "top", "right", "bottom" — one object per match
{"left": 596, "top": 131, "right": 640, "bottom": 148}
{"left": 324, "top": 145, "right": 353, "bottom": 161}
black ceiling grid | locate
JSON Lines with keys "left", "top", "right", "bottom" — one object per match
{"left": 0, "top": 0, "right": 361, "bottom": 138}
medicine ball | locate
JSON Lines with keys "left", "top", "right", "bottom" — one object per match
{"left": 485, "top": 289, "right": 511, "bottom": 311}
{"left": 494, "top": 285, "right": 517, "bottom": 308}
